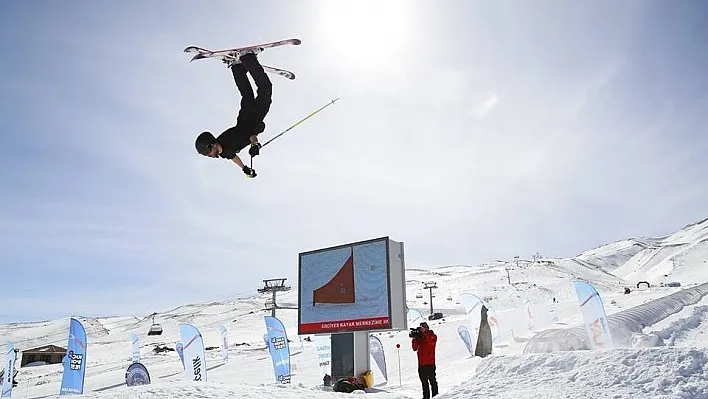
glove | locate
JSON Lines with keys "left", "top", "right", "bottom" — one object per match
{"left": 249, "top": 143, "right": 262, "bottom": 157}
{"left": 242, "top": 165, "right": 257, "bottom": 178}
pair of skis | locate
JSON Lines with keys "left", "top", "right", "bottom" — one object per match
{"left": 183, "top": 38, "right": 301, "bottom": 80}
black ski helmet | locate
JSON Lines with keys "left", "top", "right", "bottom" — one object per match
{"left": 195, "top": 131, "right": 216, "bottom": 155}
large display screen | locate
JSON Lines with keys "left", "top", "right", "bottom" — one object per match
{"left": 298, "top": 237, "right": 407, "bottom": 334}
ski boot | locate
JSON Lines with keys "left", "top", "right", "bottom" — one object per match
{"left": 224, "top": 48, "right": 263, "bottom": 68}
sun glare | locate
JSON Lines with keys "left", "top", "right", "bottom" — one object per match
{"left": 318, "top": 1, "right": 414, "bottom": 66}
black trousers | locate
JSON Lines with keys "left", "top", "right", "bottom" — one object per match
{"left": 231, "top": 53, "right": 272, "bottom": 134}
{"left": 418, "top": 364, "right": 438, "bottom": 399}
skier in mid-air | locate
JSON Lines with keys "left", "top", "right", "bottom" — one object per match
{"left": 194, "top": 52, "right": 271, "bottom": 178}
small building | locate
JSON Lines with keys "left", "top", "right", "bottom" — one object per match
{"left": 20, "top": 345, "right": 67, "bottom": 367}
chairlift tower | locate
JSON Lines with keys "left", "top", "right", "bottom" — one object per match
{"left": 257, "top": 278, "right": 291, "bottom": 318}
{"left": 423, "top": 281, "right": 438, "bottom": 316}
{"left": 507, "top": 255, "right": 520, "bottom": 285}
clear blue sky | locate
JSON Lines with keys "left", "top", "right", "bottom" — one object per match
{"left": 1, "top": 0, "right": 706, "bottom": 323}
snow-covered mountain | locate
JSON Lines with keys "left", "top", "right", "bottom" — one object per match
{"left": 574, "top": 237, "right": 659, "bottom": 272}
{"left": 613, "top": 218, "right": 708, "bottom": 284}
{"left": 2, "top": 217, "right": 708, "bottom": 398}
{"left": 513, "top": 218, "right": 708, "bottom": 287}
{"left": 404, "top": 219, "right": 708, "bottom": 314}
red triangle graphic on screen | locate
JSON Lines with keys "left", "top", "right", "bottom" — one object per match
{"left": 312, "top": 250, "right": 355, "bottom": 306}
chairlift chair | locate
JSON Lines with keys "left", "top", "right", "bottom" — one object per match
{"left": 147, "top": 313, "right": 163, "bottom": 336}
{"left": 148, "top": 324, "right": 163, "bottom": 336}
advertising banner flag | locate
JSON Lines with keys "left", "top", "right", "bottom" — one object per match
{"left": 459, "top": 293, "right": 483, "bottom": 353}
{"left": 574, "top": 281, "right": 613, "bottom": 349}
{"left": 130, "top": 333, "right": 140, "bottom": 363}
{"left": 407, "top": 308, "right": 423, "bottom": 325}
{"left": 264, "top": 316, "right": 291, "bottom": 384}
{"left": 1, "top": 342, "right": 16, "bottom": 398}
{"left": 219, "top": 325, "right": 229, "bottom": 362}
{"left": 457, "top": 325, "right": 474, "bottom": 356}
{"left": 548, "top": 296, "right": 560, "bottom": 323}
{"left": 487, "top": 308, "right": 501, "bottom": 342}
{"left": 179, "top": 324, "right": 207, "bottom": 382}
{"left": 369, "top": 335, "right": 387, "bottom": 382}
{"left": 314, "top": 334, "right": 331, "bottom": 380}
{"left": 524, "top": 297, "right": 535, "bottom": 331}
{"left": 175, "top": 342, "right": 185, "bottom": 369}
{"left": 60, "top": 318, "right": 87, "bottom": 396}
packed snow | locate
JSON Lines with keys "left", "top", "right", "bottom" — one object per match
{"left": 2, "top": 218, "right": 708, "bottom": 398}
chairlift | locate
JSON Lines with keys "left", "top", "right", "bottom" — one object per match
{"left": 147, "top": 313, "right": 163, "bottom": 336}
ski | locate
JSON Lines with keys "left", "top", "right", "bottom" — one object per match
{"left": 258, "top": 64, "right": 296, "bottom": 80}
{"left": 183, "top": 38, "right": 300, "bottom": 60}
{"left": 185, "top": 48, "right": 296, "bottom": 80}
{"left": 183, "top": 39, "right": 300, "bottom": 80}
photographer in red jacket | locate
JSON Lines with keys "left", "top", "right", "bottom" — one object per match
{"left": 411, "top": 322, "right": 438, "bottom": 399}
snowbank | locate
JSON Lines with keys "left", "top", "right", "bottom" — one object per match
{"left": 452, "top": 346, "right": 708, "bottom": 399}
{"left": 524, "top": 282, "right": 708, "bottom": 353}
{"left": 655, "top": 305, "right": 708, "bottom": 342}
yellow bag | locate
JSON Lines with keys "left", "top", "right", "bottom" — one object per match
{"left": 360, "top": 370, "right": 374, "bottom": 388}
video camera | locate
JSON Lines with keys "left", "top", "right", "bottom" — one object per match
{"left": 408, "top": 326, "right": 423, "bottom": 339}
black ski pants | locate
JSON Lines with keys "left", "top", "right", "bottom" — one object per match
{"left": 231, "top": 53, "right": 272, "bottom": 134}
{"left": 418, "top": 364, "right": 438, "bottom": 399}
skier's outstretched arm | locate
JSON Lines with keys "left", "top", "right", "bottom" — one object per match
{"left": 231, "top": 155, "right": 257, "bottom": 178}
{"left": 231, "top": 154, "right": 245, "bottom": 168}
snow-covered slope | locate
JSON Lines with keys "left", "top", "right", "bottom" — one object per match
{"left": 574, "top": 238, "right": 659, "bottom": 272}
{"left": 19, "top": 345, "right": 708, "bottom": 399}
{"left": 3, "top": 218, "right": 708, "bottom": 399}
{"left": 5, "top": 282, "right": 708, "bottom": 399}
{"left": 515, "top": 218, "right": 708, "bottom": 287}
{"left": 613, "top": 218, "right": 708, "bottom": 285}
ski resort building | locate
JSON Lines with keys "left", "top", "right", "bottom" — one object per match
{"left": 20, "top": 344, "right": 67, "bottom": 367}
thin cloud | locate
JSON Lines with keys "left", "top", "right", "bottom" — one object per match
{"left": 470, "top": 90, "right": 500, "bottom": 119}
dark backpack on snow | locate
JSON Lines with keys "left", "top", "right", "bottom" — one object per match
{"left": 333, "top": 377, "right": 366, "bottom": 393}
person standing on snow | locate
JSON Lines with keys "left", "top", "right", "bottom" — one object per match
{"left": 194, "top": 52, "right": 271, "bottom": 178}
{"left": 411, "top": 322, "right": 439, "bottom": 399}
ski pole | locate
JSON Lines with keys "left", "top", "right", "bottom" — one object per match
{"left": 261, "top": 97, "right": 340, "bottom": 148}
{"left": 250, "top": 97, "right": 339, "bottom": 169}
